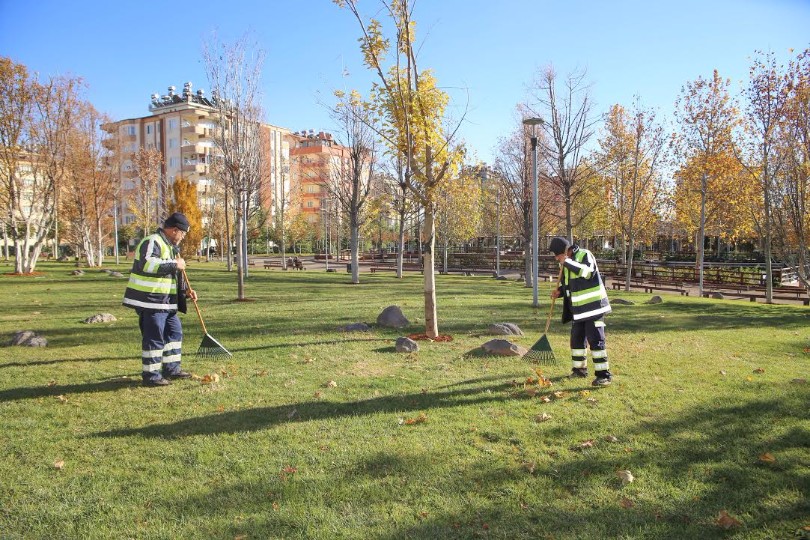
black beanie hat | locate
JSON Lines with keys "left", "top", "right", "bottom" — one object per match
{"left": 164, "top": 212, "right": 190, "bottom": 232}
{"left": 548, "top": 237, "right": 570, "bottom": 255}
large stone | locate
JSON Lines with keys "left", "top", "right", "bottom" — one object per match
{"left": 10, "top": 330, "right": 47, "bottom": 347}
{"left": 487, "top": 323, "right": 524, "bottom": 336}
{"left": 83, "top": 313, "right": 118, "bottom": 324}
{"left": 611, "top": 298, "right": 635, "bottom": 305}
{"left": 341, "top": 322, "right": 370, "bottom": 332}
{"left": 377, "top": 305, "right": 410, "bottom": 328}
{"left": 481, "top": 339, "right": 528, "bottom": 357}
{"left": 72, "top": 269, "right": 84, "bottom": 276}
{"left": 645, "top": 295, "right": 663, "bottom": 304}
{"left": 109, "top": 271, "right": 125, "bottom": 278}
{"left": 711, "top": 292, "right": 725, "bottom": 300}
{"left": 395, "top": 337, "right": 419, "bottom": 353}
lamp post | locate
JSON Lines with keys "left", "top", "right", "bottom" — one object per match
{"left": 523, "top": 117, "right": 544, "bottom": 308}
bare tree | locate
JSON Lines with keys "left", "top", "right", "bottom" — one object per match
{"left": 327, "top": 90, "right": 377, "bottom": 283}
{"left": 202, "top": 31, "right": 266, "bottom": 300}
{"left": 493, "top": 108, "right": 557, "bottom": 287}
{"left": 528, "top": 66, "right": 599, "bottom": 241}
{"left": 130, "top": 147, "right": 163, "bottom": 236}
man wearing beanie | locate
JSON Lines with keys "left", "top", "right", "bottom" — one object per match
{"left": 123, "top": 212, "right": 197, "bottom": 387}
{"left": 549, "top": 236, "right": 613, "bottom": 386}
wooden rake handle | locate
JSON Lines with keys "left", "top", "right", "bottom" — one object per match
{"left": 543, "top": 264, "right": 565, "bottom": 334}
{"left": 181, "top": 268, "right": 208, "bottom": 335}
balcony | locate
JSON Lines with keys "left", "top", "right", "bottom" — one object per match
{"left": 181, "top": 162, "right": 209, "bottom": 174}
{"left": 181, "top": 142, "right": 208, "bottom": 155}
{"left": 181, "top": 124, "right": 206, "bottom": 137}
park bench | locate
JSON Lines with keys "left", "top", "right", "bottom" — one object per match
{"left": 262, "top": 260, "right": 286, "bottom": 270}
{"left": 612, "top": 280, "right": 689, "bottom": 296}
{"left": 702, "top": 289, "right": 809, "bottom": 305}
{"left": 369, "top": 263, "right": 422, "bottom": 273}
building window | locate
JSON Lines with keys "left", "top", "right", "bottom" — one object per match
{"left": 146, "top": 125, "right": 152, "bottom": 135}
{"left": 307, "top": 201, "right": 314, "bottom": 208}
{"left": 306, "top": 185, "right": 319, "bottom": 193}
{"left": 169, "top": 157, "right": 179, "bottom": 168}
{"left": 125, "top": 125, "right": 136, "bottom": 136}
{"left": 167, "top": 119, "right": 178, "bottom": 130}
{"left": 168, "top": 138, "right": 177, "bottom": 149}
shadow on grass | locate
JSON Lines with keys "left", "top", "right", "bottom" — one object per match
{"left": 0, "top": 376, "right": 139, "bottom": 401}
{"left": 0, "top": 354, "right": 133, "bottom": 369}
{"left": 160, "top": 391, "right": 808, "bottom": 539}
{"left": 93, "top": 378, "right": 529, "bottom": 439}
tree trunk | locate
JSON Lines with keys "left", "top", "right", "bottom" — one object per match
{"left": 236, "top": 199, "right": 245, "bottom": 300}
{"left": 422, "top": 206, "right": 438, "bottom": 338}
{"left": 698, "top": 176, "right": 707, "bottom": 297}
{"left": 350, "top": 209, "right": 360, "bottom": 284}
{"left": 396, "top": 206, "right": 406, "bottom": 278}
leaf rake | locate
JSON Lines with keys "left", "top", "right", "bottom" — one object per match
{"left": 182, "top": 269, "right": 232, "bottom": 358}
{"left": 524, "top": 265, "right": 564, "bottom": 365}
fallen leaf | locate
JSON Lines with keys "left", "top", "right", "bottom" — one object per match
{"left": 47, "top": 380, "right": 57, "bottom": 387}
{"left": 791, "top": 378, "right": 807, "bottom": 384}
{"left": 579, "top": 390, "right": 591, "bottom": 397}
{"left": 540, "top": 396, "right": 552, "bottom": 403}
{"left": 715, "top": 510, "right": 741, "bottom": 529}
{"left": 403, "top": 412, "right": 427, "bottom": 425}
{"left": 579, "top": 439, "right": 595, "bottom": 449}
{"left": 746, "top": 376, "right": 753, "bottom": 382}
{"left": 313, "top": 391, "right": 323, "bottom": 399}
{"left": 282, "top": 466, "right": 297, "bottom": 474}
{"left": 287, "top": 408, "right": 298, "bottom": 419}
{"left": 552, "top": 391, "right": 567, "bottom": 399}
{"left": 56, "top": 395, "right": 67, "bottom": 403}
{"left": 620, "top": 497, "right": 634, "bottom": 509}
{"left": 617, "top": 470, "right": 634, "bottom": 484}
{"left": 753, "top": 367, "right": 765, "bottom": 374}
{"left": 234, "top": 535, "right": 247, "bottom": 540}
{"left": 535, "top": 412, "right": 552, "bottom": 423}
{"left": 719, "top": 370, "right": 727, "bottom": 376}
{"left": 759, "top": 452, "right": 776, "bottom": 463}
{"left": 325, "top": 380, "right": 337, "bottom": 388}
{"left": 604, "top": 435, "right": 619, "bottom": 443}
{"left": 53, "top": 459, "right": 65, "bottom": 470}
{"left": 200, "top": 373, "right": 220, "bottom": 385}
{"left": 586, "top": 397, "right": 598, "bottom": 404}
{"left": 522, "top": 461, "right": 536, "bottom": 473}
{"left": 217, "top": 405, "right": 225, "bottom": 412}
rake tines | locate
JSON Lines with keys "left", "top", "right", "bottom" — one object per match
{"left": 523, "top": 334, "right": 557, "bottom": 365}
{"left": 196, "top": 332, "right": 232, "bottom": 358}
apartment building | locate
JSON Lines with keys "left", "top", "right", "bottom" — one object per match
{"left": 288, "top": 130, "right": 352, "bottom": 224}
{"left": 103, "top": 82, "right": 291, "bottom": 233}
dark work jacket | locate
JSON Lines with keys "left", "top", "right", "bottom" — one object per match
{"left": 558, "top": 246, "right": 611, "bottom": 324}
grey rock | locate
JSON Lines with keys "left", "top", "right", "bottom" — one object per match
{"left": 10, "top": 330, "right": 47, "bottom": 347}
{"left": 341, "top": 322, "right": 370, "bottom": 332}
{"left": 645, "top": 295, "right": 663, "bottom": 304}
{"left": 395, "top": 337, "right": 419, "bottom": 353}
{"left": 711, "top": 292, "right": 725, "bottom": 299}
{"left": 109, "top": 271, "right": 124, "bottom": 278}
{"left": 496, "top": 275, "right": 508, "bottom": 281}
{"left": 487, "top": 323, "right": 524, "bottom": 336}
{"left": 72, "top": 269, "right": 84, "bottom": 276}
{"left": 611, "top": 298, "right": 635, "bottom": 305}
{"left": 481, "top": 339, "right": 529, "bottom": 357}
{"left": 83, "top": 313, "right": 118, "bottom": 324}
{"left": 377, "top": 305, "right": 410, "bottom": 328}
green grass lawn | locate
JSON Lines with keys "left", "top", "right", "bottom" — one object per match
{"left": 1, "top": 261, "right": 808, "bottom": 539}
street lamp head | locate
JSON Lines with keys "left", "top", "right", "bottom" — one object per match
{"left": 522, "top": 117, "right": 544, "bottom": 126}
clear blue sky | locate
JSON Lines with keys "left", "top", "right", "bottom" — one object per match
{"left": 1, "top": 0, "right": 808, "bottom": 163}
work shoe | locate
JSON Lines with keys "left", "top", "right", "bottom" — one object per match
{"left": 164, "top": 370, "right": 191, "bottom": 380}
{"left": 143, "top": 378, "right": 171, "bottom": 387}
{"left": 568, "top": 368, "right": 588, "bottom": 379}
{"left": 592, "top": 376, "right": 612, "bottom": 387}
